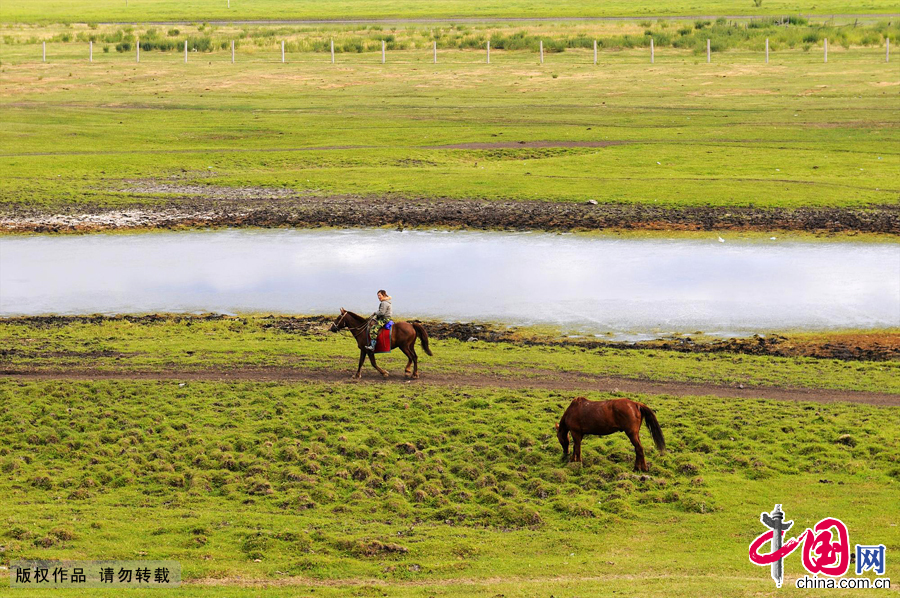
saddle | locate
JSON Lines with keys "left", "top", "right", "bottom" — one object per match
{"left": 374, "top": 320, "right": 393, "bottom": 353}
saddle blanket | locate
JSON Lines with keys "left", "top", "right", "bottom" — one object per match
{"left": 375, "top": 321, "right": 393, "bottom": 353}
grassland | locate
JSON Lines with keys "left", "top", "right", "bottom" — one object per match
{"left": 2, "top": 0, "right": 900, "bottom": 24}
{"left": 1, "top": 341, "right": 898, "bottom": 596}
{"left": 1, "top": 318, "right": 898, "bottom": 596}
{"left": 0, "top": 19, "right": 898, "bottom": 230}
{"left": 3, "top": 18, "right": 896, "bottom": 55}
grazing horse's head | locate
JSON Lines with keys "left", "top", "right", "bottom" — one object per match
{"left": 329, "top": 308, "right": 348, "bottom": 333}
{"left": 554, "top": 421, "right": 569, "bottom": 458}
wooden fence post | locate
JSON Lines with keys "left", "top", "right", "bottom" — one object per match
{"left": 89, "top": 41, "right": 93, "bottom": 62}
{"left": 331, "top": 38, "right": 335, "bottom": 63}
{"left": 887, "top": 38, "right": 890, "bottom": 62}
{"left": 136, "top": 39, "right": 140, "bottom": 62}
{"left": 282, "top": 40, "right": 285, "bottom": 63}
{"left": 593, "top": 39, "right": 597, "bottom": 65}
{"left": 650, "top": 38, "right": 654, "bottom": 63}
{"left": 42, "top": 41, "right": 46, "bottom": 62}
{"left": 706, "top": 38, "right": 710, "bottom": 63}
{"left": 433, "top": 40, "right": 437, "bottom": 63}
{"left": 231, "top": 40, "right": 235, "bottom": 63}
{"left": 539, "top": 40, "right": 543, "bottom": 64}
{"left": 184, "top": 39, "right": 188, "bottom": 63}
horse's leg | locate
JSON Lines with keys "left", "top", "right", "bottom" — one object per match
{"left": 626, "top": 428, "right": 648, "bottom": 472}
{"left": 367, "top": 351, "right": 389, "bottom": 378}
{"left": 398, "top": 344, "right": 414, "bottom": 378}
{"left": 354, "top": 349, "right": 366, "bottom": 379}
{"left": 571, "top": 432, "right": 583, "bottom": 463}
{"left": 409, "top": 344, "right": 419, "bottom": 379}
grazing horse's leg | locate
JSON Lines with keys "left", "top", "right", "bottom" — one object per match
{"left": 625, "top": 427, "right": 648, "bottom": 472}
{"left": 571, "top": 432, "right": 583, "bottom": 463}
{"left": 354, "top": 349, "right": 366, "bottom": 379}
{"left": 367, "top": 351, "right": 389, "bottom": 378}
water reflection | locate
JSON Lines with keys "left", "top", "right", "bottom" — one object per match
{"left": 1, "top": 228, "right": 898, "bottom": 336}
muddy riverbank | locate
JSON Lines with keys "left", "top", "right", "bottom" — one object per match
{"left": 4, "top": 314, "right": 897, "bottom": 361}
{"left": 2, "top": 195, "right": 898, "bottom": 234}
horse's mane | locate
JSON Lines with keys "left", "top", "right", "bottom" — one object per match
{"left": 344, "top": 310, "right": 367, "bottom": 322}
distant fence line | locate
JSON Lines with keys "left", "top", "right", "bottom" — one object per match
{"left": 43, "top": 36, "right": 891, "bottom": 64}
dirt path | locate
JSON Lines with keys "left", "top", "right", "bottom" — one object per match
{"left": 3, "top": 366, "right": 897, "bottom": 406}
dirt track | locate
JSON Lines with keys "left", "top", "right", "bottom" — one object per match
{"left": 4, "top": 366, "right": 897, "bottom": 406}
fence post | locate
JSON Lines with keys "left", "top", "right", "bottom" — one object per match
{"left": 487, "top": 40, "right": 490, "bottom": 63}
{"left": 136, "top": 39, "right": 140, "bottom": 62}
{"left": 282, "top": 40, "right": 285, "bottom": 63}
{"left": 706, "top": 38, "right": 710, "bottom": 63}
{"left": 231, "top": 40, "right": 235, "bottom": 63}
{"left": 887, "top": 37, "right": 891, "bottom": 62}
{"left": 593, "top": 39, "right": 597, "bottom": 64}
{"left": 824, "top": 38, "right": 827, "bottom": 62}
{"left": 42, "top": 41, "right": 46, "bottom": 62}
{"left": 650, "top": 38, "right": 654, "bottom": 63}
{"left": 382, "top": 40, "right": 385, "bottom": 64}
{"left": 433, "top": 40, "right": 437, "bottom": 63}
{"left": 184, "top": 39, "right": 188, "bottom": 63}
{"left": 540, "top": 40, "right": 543, "bottom": 64}
{"left": 766, "top": 38, "right": 769, "bottom": 63}
{"left": 89, "top": 41, "right": 93, "bottom": 62}
{"left": 331, "top": 38, "right": 335, "bottom": 63}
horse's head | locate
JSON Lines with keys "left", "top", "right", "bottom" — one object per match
{"left": 329, "top": 308, "right": 348, "bottom": 333}
{"left": 554, "top": 421, "right": 569, "bottom": 460}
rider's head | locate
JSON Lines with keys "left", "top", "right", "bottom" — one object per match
{"left": 377, "top": 289, "right": 388, "bottom": 300}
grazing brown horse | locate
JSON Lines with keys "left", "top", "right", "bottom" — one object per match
{"left": 555, "top": 397, "right": 665, "bottom": 472}
{"left": 329, "top": 309, "right": 432, "bottom": 379}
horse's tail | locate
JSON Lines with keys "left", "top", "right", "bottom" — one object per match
{"left": 639, "top": 403, "right": 665, "bottom": 453}
{"left": 412, "top": 322, "right": 433, "bottom": 356}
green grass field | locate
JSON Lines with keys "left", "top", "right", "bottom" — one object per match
{"left": 1, "top": 31, "right": 897, "bottom": 214}
{"left": 2, "top": 0, "right": 900, "bottom": 24}
{"left": 1, "top": 359, "right": 898, "bottom": 596}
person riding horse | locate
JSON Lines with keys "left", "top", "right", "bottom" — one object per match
{"left": 367, "top": 290, "right": 392, "bottom": 352}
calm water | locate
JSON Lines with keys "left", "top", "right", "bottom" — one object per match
{"left": 1, "top": 229, "right": 898, "bottom": 337}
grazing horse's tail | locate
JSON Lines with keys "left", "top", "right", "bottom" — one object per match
{"left": 412, "top": 322, "right": 433, "bottom": 356}
{"left": 639, "top": 403, "right": 666, "bottom": 453}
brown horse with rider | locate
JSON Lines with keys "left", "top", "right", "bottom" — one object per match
{"left": 329, "top": 308, "right": 432, "bottom": 379}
